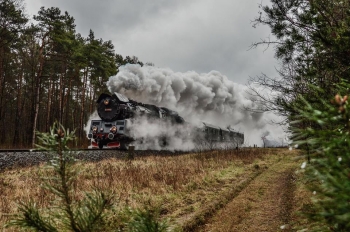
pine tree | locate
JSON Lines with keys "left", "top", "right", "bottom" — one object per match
{"left": 293, "top": 81, "right": 350, "bottom": 231}
{"left": 7, "top": 122, "right": 112, "bottom": 231}
{"left": 251, "top": 0, "right": 350, "bottom": 128}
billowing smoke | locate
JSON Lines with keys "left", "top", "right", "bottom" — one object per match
{"left": 106, "top": 64, "right": 287, "bottom": 147}
{"left": 126, "top": 116, "right": 196, "bottom": 151}
{"left": 261, "top": 130, "right": 289, "bottom": 147}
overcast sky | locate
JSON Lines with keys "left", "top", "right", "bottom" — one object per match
{"left": 24, "top": 0, "right": 278, "bottom": 85}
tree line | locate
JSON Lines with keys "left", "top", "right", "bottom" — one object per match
{"left": 0, "top": 0, "right": 146, "bottom": 148}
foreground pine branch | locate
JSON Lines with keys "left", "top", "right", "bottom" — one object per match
{"left": 7, "top": 122, "right": 112, "bottom": 231}
{"left": 294, "top": 82, "right": 350, "bottom": 231}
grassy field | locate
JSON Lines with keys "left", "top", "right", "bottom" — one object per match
{"left": 0, "top": 148, "right": 321, "bottom": 231}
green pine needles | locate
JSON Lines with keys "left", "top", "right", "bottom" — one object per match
{"left": 294, "top": 83, "right": 350, "bottom": 231}
{"left": 126, "top": 207, "right": 169, "bottom": 232}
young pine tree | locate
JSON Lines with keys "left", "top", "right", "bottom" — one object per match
{"left": 7, "top": 122, "right": 112, "bottom": 232}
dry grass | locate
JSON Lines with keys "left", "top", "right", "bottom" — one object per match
{"left": 197, "top": 151, "right": 300, "bottom": 231}
{"left": 193, "top": 149, "right": 329, "bottom": 232}
{"left": 0, "top": 148, "right": 298, "bottom": 231}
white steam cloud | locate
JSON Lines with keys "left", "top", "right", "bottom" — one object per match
{"left": 106, "top": 64, "right": 287, "bottom": 147}
{"left": 126, "top": 117, "right": 196, "bottom": 151}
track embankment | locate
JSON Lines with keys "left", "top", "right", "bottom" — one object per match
{"left": 0, "top": 149, "right": 188, "bottom": 171}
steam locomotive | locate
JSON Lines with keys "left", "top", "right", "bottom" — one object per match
{"left": 87, "top": 92, "right": 244, "bottom": 149}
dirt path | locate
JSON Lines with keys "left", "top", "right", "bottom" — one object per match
{"left": 196, "top": 155, "right": 298, "bottom": 232}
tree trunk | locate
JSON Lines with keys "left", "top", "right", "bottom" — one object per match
{"left": 89, "top": 85, "right": 93, "bottom": 114}
{"left": 31, "top": 40, "right": 45, "bottom": 148}
{"left": 59, "top": 70, "right": 63, "bottom": 124}
{"left": 0, "top": 46, "right": 4, "bottom": 124}
{"left": 79, "top": 68, "right": 88, "bottom": 139}
{"left": 64, "top": 72, "right": 74, "bottom": 127}
{"left": 46, "top": 76, "right": 53, "bottom": 132}
{"left": 13, "top": 64, "right": 24, "bottom": 146}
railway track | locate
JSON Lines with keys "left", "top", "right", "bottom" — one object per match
{"left": 0, "top": 149, "right": 189, "bottom": 171}
{"left": 0, "top": 149, "right": 104, "bottom": 152}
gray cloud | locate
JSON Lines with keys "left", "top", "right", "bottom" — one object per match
{"left": 25, "top": 0, "right": 277, "bottom": 84}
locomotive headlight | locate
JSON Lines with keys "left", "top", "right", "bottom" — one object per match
{"left": 104, "top": 99, "right": 109, "bottom": 105}
{"left": 110, "top": 126, "right": 117, "bottom": 134}
{"left": 100, "top": 128, "right": 104, "bottom": 132}
{"left": 92, "top": 126, "right": 98, "bottom": 133}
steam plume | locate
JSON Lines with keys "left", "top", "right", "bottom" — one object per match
{"left": 106, "top": 64, "right": 286, "bottom": 147}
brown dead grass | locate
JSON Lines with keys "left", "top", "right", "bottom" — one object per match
{"left": 0, "top": 148, "right": 310, "bottom": 231}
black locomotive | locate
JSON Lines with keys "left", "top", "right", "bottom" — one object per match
{"left": 87, "top": 92, "right": 244, "bottom": 149}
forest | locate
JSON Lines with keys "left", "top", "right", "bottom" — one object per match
{"left": 0, "top": 0, "right": 146, "bottom": 148}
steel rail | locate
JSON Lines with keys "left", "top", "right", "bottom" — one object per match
{"left": 0, "top": 148, "right": 122, "bottom": 153}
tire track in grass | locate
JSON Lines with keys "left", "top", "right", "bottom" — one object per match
{"left": 180, "top": 167, "right": 266, "bottom": 232}
{"left": 192, "top": 153, "right": 299, "bottom": 232}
